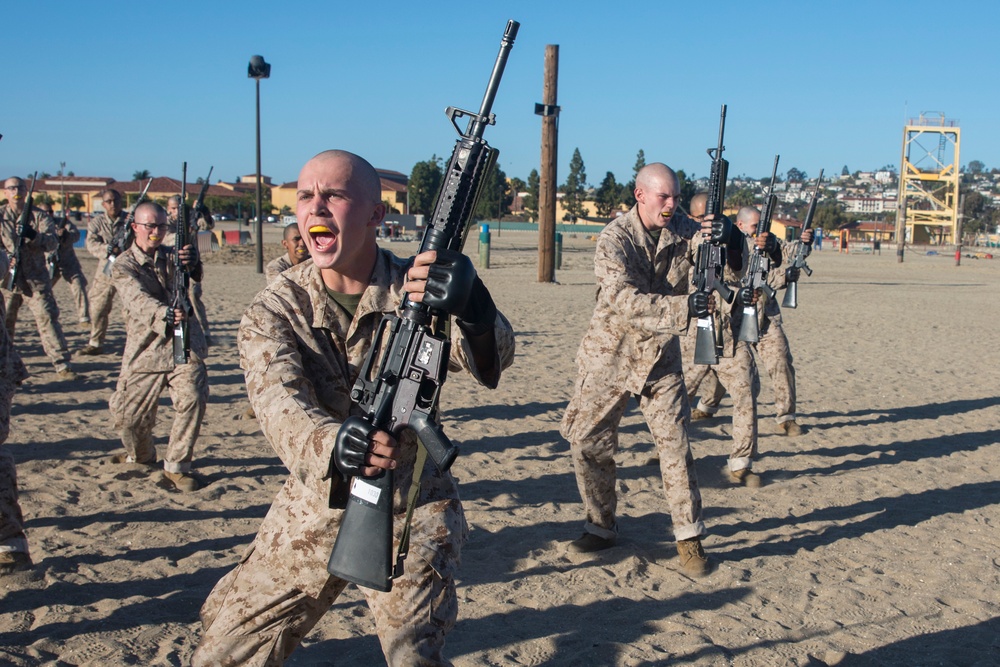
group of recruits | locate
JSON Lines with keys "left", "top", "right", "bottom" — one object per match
{"left": 0, "top": 151, "right": 809, "bottom": 666}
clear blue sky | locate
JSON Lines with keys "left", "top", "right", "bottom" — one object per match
{"left": 3, "top": 1, "right": 998, "bottom": 188}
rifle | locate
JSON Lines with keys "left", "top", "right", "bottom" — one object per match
{"left": 692, "top": 104, "right": 736, "bottom": 366}
{"left": 736, "top": 155, "right": 780, "bottom": 343}
{"left": 190, "top": 166, "right": 213, "bottom": 232}
{"left": 104, "top": 178, "right": 153, "bottom": 276}
{"left": 5, "top": 173, "right": 37, "bottom": 291}
{"left": 781, "top": 169, "right": 823, "bottom": 309}
{"left": 168, "top": 163, "right": 192, "bottom": 365}
{"left": 327, "top": 19, "right": 519, "bottom": 592}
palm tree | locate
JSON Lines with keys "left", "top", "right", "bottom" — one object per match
{"left": 132, "top": 169, "right": 151, "bottom": 180}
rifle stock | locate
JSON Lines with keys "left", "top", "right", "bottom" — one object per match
{"left": 327, "top": 19, "right": 518, "bottom": 592}
{"left": 782, "top": 169, "right": 822, "bottom": 309}
{"left": 737, "top": 155, "right": 780, "bottom": 343}
{"left": 5, "top": 173, "right": 37, "bottom": 291}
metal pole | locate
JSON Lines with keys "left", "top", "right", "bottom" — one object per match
{"left": 255, "top": 78, "right": 264, "bottom": 274}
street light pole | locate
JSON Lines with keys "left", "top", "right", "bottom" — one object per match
{"left": 248, "top": 55, "right": 271, "bottom": 274}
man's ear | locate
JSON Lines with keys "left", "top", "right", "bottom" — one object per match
{"left": 367, "top": 202, "right": 387, "bottom": 228}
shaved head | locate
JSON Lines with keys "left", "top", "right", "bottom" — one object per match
{"left": 636, "top": 163, "right": 679, "bottom": 192}
{"left": 688, "top": 193, "right": 708, "bottom": 218}
{"left": 302, "top": 150, "right": 382, "bottom": 203}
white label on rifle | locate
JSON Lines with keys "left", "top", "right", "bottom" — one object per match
{"left": 697, "top": 318, "right": 712, "bottom": 328}
{"left": 350, "top": 478, "right": 381, "bottom": 504}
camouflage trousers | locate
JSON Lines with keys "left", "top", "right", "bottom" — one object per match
{"left": 109, "top": 362, "right": 208, "bottom": 473}
{"left": 52, "top": 258, "right": 91, "bottom": 324}
{"left": 0, "top": 378, "right": 28, "bottom": 555}
{"left": 562, "top": 368, "right": 705, "bottom": 542}
{"left": 755, "top": 317, "right": 796, "bottom": 424}
{"left": 682, "top": 333, "right": 761, "bottom": 472}
{"left": 193, "top": 476, "right": 463, "bottom": 667}
{"left": 3, "top": 286, "right": 72, "bottom": 372}
{"left": 87, "top": 271, "right": 118, "bottom": 349}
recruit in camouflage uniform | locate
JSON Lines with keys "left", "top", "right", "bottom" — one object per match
{"left": 692, "top": 214, "right": 806, "bottom": 436}
{"left": 48, "top": 212, "right": 91, "bottom": 326}
{"left": 0, "top": 178, "right": 75, "bottom": 377}
{"left": 680, "top": 228, "right": 763, "bottom": 486}
{"left": 264, "top": 222, "right": 309, "bottom": 284}
{"left": 194, "top": 253, "right": 515, "bottom": 666}
{"left": 82, "top": 189, "right": 126, "bottom": 355}
{"left": 108, "top": 203, "right": 208, "bottom": 492}
{"left": 193, "top": 150, "right": 515, "bottom": 666}
{"left": 0, "top": 249, "right": 32, "bottom": 575}
{"left": 560, "top": 163, "right": 717, "bottom": 576}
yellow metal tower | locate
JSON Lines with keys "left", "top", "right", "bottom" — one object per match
{"left": 896, "top": 112, "right": 961, "bottom": 245}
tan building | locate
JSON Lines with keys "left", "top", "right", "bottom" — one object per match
{"left": 22, "top": 175, "right": 246, "bottom": 218}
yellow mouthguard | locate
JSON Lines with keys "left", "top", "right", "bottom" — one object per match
{"left": 309, "top": 226, "right": 328, "bottom": 234}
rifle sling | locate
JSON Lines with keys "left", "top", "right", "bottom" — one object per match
{"left": 393, "top": 440, "right": 428, "bottom": 579}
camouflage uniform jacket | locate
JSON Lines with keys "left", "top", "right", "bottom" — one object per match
{"left": 577, "top": 205, "right": 699, "bottom": 395}
{"left": 238, "top": 250, "right": 514, "bottom": 595}
{"left": 86, "top": 211, "right": 127, "bottom": 275}
{"left": 264, "top": 254, "right": 293, "bottom": 284}
{"left": 761, "top": 237, "right": 791, "bottom": 325}
{"left": 111, "top": 242, "right": 207, "bottom": 374}
{"left": 0, "top": 251, "right": 28, "bottom": 383}
{"left": 0, "top": 205, "right": 57, "bottom": 290}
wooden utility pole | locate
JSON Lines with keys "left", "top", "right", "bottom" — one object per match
{"left": 536, "top": 45, "right": 559, "bottom": 282}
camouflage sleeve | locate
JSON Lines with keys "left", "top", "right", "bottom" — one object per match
{"left": 32, "top": 213, "right": 59, "bottom": 253}
{"left": 768, "top": 239, "right": 792, "bottom": 290}
{"left": 238, "top": 299, "right": 342, "bottom": 491}
{"left": 65, "top": 220, "right": 81, "bottom": 245}
{"left": 594, "top": 234, "right": 689, "bottom": 336}
{"left": 86, "top": 216, "right": 108, "bottom": 258}
{"left": 0, "top": 248, "right": 8, "bottom": 277}
{"left": 112, "top": 257, "right": 170, "bottom": 332}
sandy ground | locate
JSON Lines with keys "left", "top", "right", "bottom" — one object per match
{"left": 1, "top": 223, "right": 999, "bottom": 666}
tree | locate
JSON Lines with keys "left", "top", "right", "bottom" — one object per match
{"left": 621, "top": 149, "right": 646, "bottom": 209}
{"left": 472, "top": 162, "right": 508, "bottom": 220}
{"left": 133, "top": 169, "right": 151, "bottom": 180}
{"left": 408, "top": 156, "right": 443, "bottom": 215}
{"left": 67, "top": 194, "right": 85, "bottom": 211}
{"left": 812, "top": 201, "right": 852, "bottom": 232}
{"left": 560, "top": 147, "right": 587, "bottom": 221}
{"left": 967, "top": 160, "right": 986, "bottom": 176}
{"left": 507, "top": 176, "right": 526, "bottom": 217}
{"left": 841, "top": 165, "right": 850, "bottom": 177}
{"left": 786, "top": 167, "right": 806, "bottom": 182}
{"left": 727, "top": 187, "right": 756, "bottom": 209}
{"left": 675, "top": 169, "right": 697, "bottom": 212}
{"left": 961, "top": 190, "right": 991, "bottom": 235}
{"left": 523, "top": 169, "right": 540, "bottom": 220}
{"left": 594, "top": 172, "right": 622, "bottom": 217}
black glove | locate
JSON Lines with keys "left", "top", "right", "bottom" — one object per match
{"left": 763, "top": 233, "right": 778, "bottom": 255}
{"left": 332, "top": 416, "right": 377, "bottom": 479}
{"left": 785, "top": 266, "right": 800, "bottom": 283}
{"left": 737, "top": 287, "right": 755, "bottom": 308}
{"left": 456, "top": 276, "right": 497, "bottom": 336}
{"left": 421, "top": 248, "right": 476, "bottom": 316}
{"left": 709, "top": 215, "right": 731, "bottom": 244}
{"left": 688, "top": 290, "right": 710, "bottom": 318}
